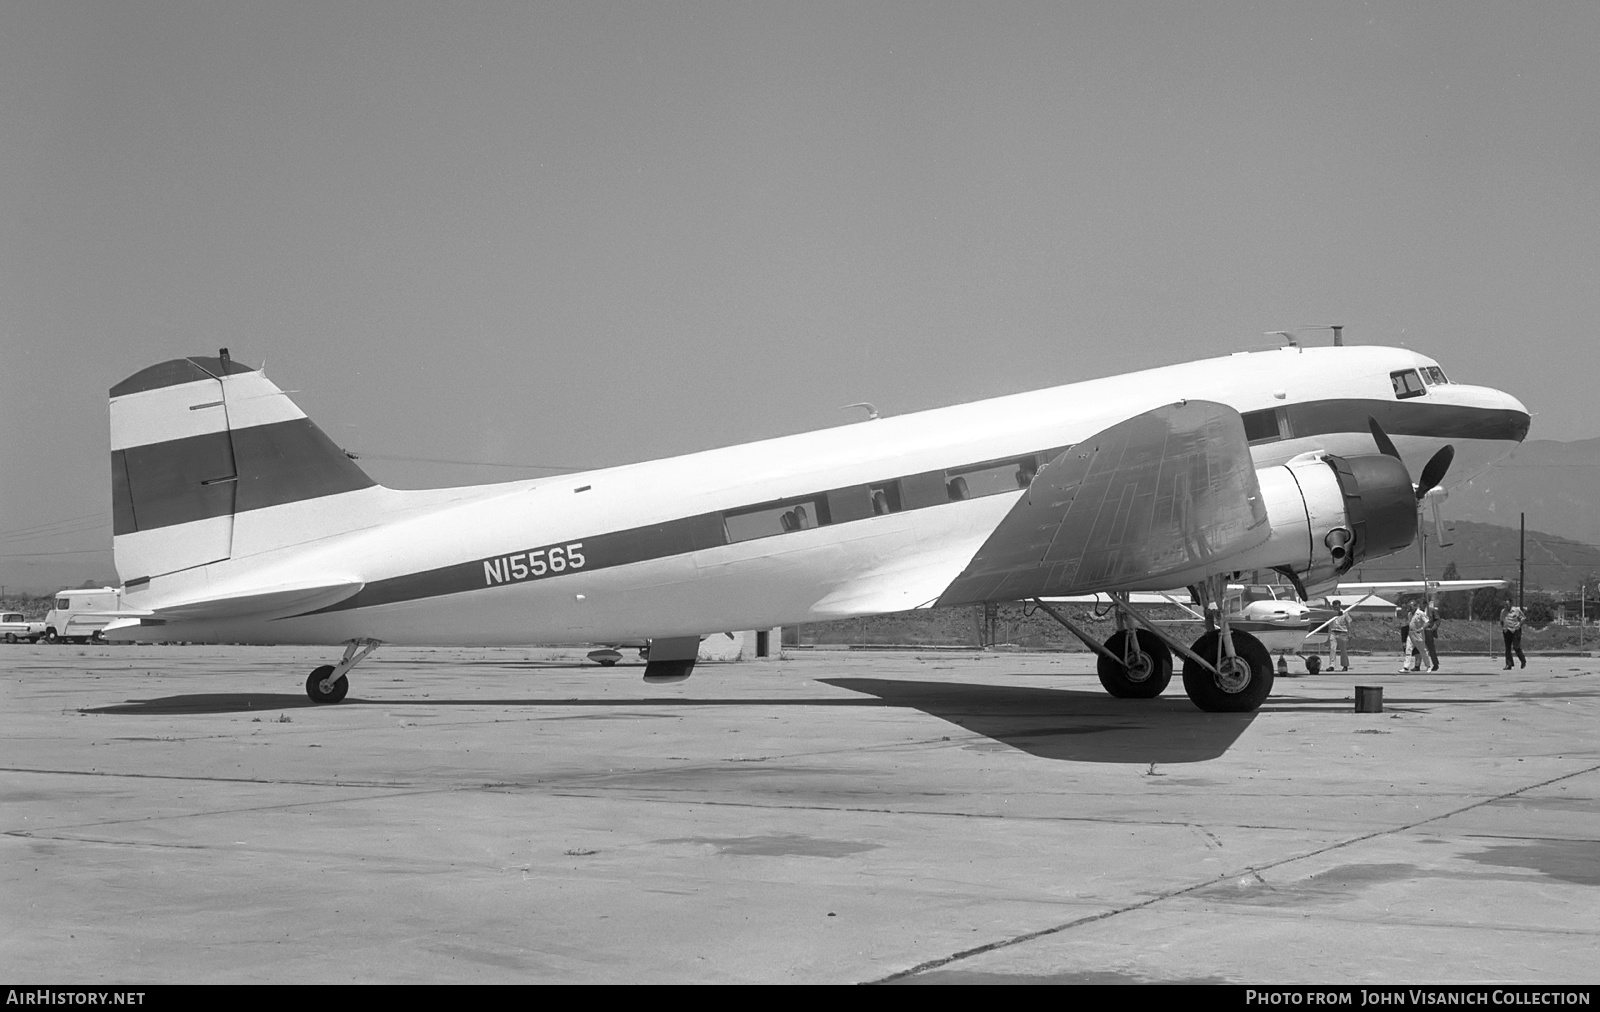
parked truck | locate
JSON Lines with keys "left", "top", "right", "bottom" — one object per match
{"left": 43, "top": 587, "right": 124, "bottom": 643}
{"left": 1, "top": 612, "right": 46, "bottom": 643}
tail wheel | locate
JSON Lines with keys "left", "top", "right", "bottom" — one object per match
{"left": 1181, "top": 629, "right": 1274, "bottom": 712}
{"left": 305, "top": 664, "right": 349, "bottom": 704}
{"left": 1097, "top": 629, "right": 1173, "bottom": 698}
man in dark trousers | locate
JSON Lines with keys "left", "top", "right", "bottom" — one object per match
{"left": 1500, "top": 602, "right": 1526, "bottom": 670}
{"left": 1423, "top": 597, "right": 1442, "bottom": 671}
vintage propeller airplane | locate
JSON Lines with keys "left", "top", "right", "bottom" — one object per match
{"left": 102, "top": 339, "right": 1528, "bottom": 712}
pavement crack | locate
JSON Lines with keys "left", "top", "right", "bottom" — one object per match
{"left": 866, "top": 760, "right": 1600, "bottom": 984}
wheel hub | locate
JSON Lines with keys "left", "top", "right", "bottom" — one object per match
{"left": 1123, "top": 651, "right": 1154, "bottom": 683}
{"left": 1214, "top": 655, "right": 1254, "bottom": 694}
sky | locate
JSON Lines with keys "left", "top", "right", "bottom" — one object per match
{"left": 3, "top": 2, "right": 1598, "bottom": 591}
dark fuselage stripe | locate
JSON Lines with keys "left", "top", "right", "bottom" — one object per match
{"left": 112, "top": 418, "right": 376, "bottom": 535}
{"left": 289, "top": 397, "right": 1529, "bottom": 620}
{"left": 1286, "top": 399, "right": 1529, "bottom": 444}
{"left": 305, "top": 513, "right": 727, "bottom": 616}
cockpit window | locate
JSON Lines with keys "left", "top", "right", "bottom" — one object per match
{"left": 1390, "top": 369, "right": 1426, "bottom": 399}
{"left": 1421, "top": 366, "right": 1448, "bottom": 385}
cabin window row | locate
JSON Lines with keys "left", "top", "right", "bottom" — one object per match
{"left": 719, "top": 451, "right": 1066, "bottom": 544}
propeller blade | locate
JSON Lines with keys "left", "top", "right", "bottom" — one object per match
{"left": 1415, "top": 444, "right": 1455, "bottom": 499}
{"left": 1368, "top": 417, "right": 1401, "bottom": 460}
{"left": 1430, "top": 494, "right": 1454, "bottom": 548}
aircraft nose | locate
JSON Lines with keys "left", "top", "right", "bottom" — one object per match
{"left": 1500, "top": 391, "right": 1532, "bottom": 444}
{"left": 1452, "top": 383, "right": 1531, "bottom": 445}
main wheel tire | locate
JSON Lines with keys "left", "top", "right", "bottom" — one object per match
{"left": 305, "top": 664, "right": 349, "bottom": 704}
{"left": 1097, "top": 629, "right": 1173, "bottom": 698}
{"left": 1181, "top": 629, "right": 1274, "bottom": 713}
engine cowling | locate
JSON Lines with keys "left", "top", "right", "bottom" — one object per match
{"left": 1246, "top": 452, "right": 1418, "bottom": 588}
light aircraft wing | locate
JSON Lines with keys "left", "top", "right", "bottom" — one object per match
{"left": 1042, "top": 592, "right": 1185, "bottom": 606}
{"left": 1330, "top": 579, "right": 1506, "bottom": 596}
{"left": 936, "top": 401, "right": 1269, "bottom": 606}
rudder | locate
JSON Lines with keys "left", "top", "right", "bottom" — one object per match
{"left": 111, "top": 350, "right": 378, "bottom": 582}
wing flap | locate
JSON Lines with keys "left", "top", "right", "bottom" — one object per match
{"left": 936, "top": 401, "right": 1269, "bottom": 606}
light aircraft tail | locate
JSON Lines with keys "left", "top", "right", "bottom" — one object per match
{"left": 110, "top": 350, "right": 380, "bottom": 583}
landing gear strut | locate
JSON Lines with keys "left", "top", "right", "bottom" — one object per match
{"left": 1181, "top": 629, "right": 1273, "bottom": 712}
{"left": 305, "top": 639, "right": 380, "bottom": 704}
{"left": 1098, "top": 629, "right": 1173, "bottom": 698}
{"left": 1030, "top": 579, "right": 1275, "bottom": 713}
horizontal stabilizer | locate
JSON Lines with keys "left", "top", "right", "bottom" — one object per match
{"left": 937, "top": 401, "right": 1270, "bottom": 606}
{"left": 145, "top": 578, "right": 365, "bottom": 621}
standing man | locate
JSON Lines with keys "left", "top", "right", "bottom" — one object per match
{"left": 1395, "top": 605, "right": 1411, "bottom": 668}
{"left": 1328, "top": 600, "right": 1351, "bottom": 672}
{"left": 1500, "top": 601, "right": 1527, "bottom": 670}
{"left": 1404, "top": 603, "right": 1432, "bottom": 672}
{"left": 1423, "top": 597, "right": 1442, "bottom": 672}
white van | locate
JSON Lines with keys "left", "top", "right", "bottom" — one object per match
{"left": 43, "top": 587, "right": 123, "bottom": 643}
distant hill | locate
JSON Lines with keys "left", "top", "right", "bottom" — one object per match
{"left": 1449, "top": 436, "right": 1600, "bottom": 547}
{"left": 1345, "top": 519, "right": 1600, "bottom": 592}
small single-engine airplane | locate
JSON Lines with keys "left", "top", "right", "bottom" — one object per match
{"left": 1061, "top": 572, "right": 1507, "bottom": 673}
{"left": 103, "top": 340, "right": 1528, "bottom": 712}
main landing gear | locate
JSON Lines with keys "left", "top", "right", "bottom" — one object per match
{"left": 1030, "top": 585, "right": 1274, "bottom": 713}
{"left": 305, "top": 639, "right": 380, "bottom": 704}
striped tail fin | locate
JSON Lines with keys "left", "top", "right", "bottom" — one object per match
{"left": 111, "top": 351, "right": 379, "bottom": 583}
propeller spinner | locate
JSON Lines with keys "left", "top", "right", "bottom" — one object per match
{"left": 1368, "top": 416, "right": 1456, "bottom": 500}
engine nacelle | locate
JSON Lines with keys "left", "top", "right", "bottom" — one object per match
{"left": 1243, "top": 452, "right": 1418, "bottom": 587}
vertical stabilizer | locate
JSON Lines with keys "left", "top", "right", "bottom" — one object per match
{"left": 111, "top": 353, "right": 378, "bottom": 583}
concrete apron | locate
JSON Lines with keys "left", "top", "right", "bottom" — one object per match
{"left": 2, "top": 644, "right": 1596, "bottom": 983}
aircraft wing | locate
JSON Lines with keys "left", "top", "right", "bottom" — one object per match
{"left": 936, "top": 400, "right": 1270, "bottom": 606}
{"left": 1331, "top": 579, "right": 1507, "bottom": 596}
{"left": 810, "top": 538, "right": 995, "bottom": 616}
{"left": 129, "top": 578, "right": 365, "bottom": 623}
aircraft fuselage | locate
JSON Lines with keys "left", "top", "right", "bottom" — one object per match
{"left": 113, "top": 344, "right": 1528, "bottom": 646}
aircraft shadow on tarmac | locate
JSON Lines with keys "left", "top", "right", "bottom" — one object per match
{"left": 79, "top": 692, "right": 892, "bottom": 717}
{"left": 821, "top": 678, "right": 1253, "bottom": 763}
{"left": 80, "top": 681, "right": 1384, "bottom": 766}
{"left": 80, "top": 679, "right": 1257, "bottom": 763}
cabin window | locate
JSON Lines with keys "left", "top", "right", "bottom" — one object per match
{"left": 945, "top": 457, "right": 1040, "bottom": 500}
{"left": 1391, "top": 370, "right": 1426, "bottom": 399}
{"left": 723, "top": 496, "right": 832, "bottom": 543}
{"left": 899, "top": 471, "right": 952, "bottom": 510}
{"left": 824, "top": 485, "right": 877, "bottom": 524}
{"left": 1241, "top": 409, "right": 1282, "bottom": 444}
{"left": 1421, "top": 366, "right": 1448, "bottom": 385}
